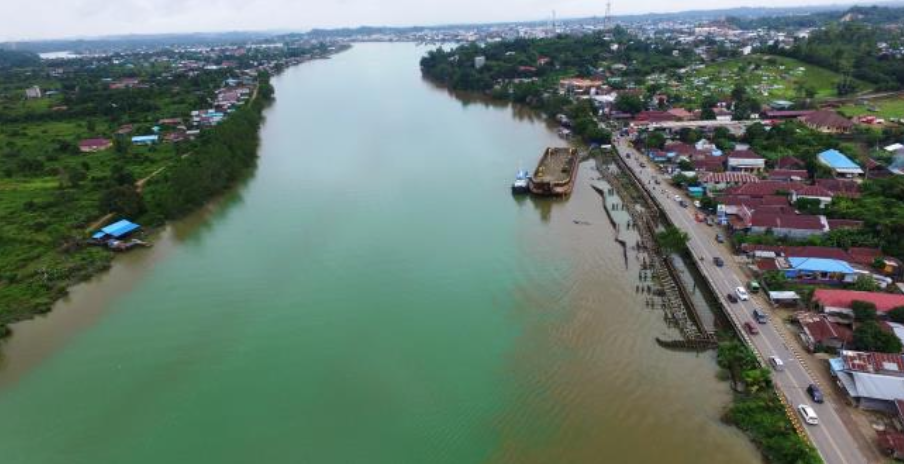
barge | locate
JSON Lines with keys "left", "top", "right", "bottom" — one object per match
{"left": 528, "top": 147, "right": 579, "bottom": 196}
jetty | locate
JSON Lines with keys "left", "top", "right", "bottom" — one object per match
{"left": 529, "top": 147, "right": 579, "bottom": 196}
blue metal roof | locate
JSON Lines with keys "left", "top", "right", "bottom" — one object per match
{"left": 131, "top": 135, "right": 159, "bottom": 143}
{"left": 99, "top": 219, "right": 140, "bottom": 238}
{"left": 818, "top": 149, "right": 860, "bottom": 170}
{"left": 788, "top": 257, "right": 855, "bottom": 274}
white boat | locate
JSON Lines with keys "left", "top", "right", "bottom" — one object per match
{"left": 511, "top": 170, "right": 530, "bottom": 194}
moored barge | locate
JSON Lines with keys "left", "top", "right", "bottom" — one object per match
{"left": 528, "top": 147, "right": 579, "bottom": 196}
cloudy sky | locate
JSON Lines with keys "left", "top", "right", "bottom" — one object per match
{"left": 3, "top": 0, "right": 879, "bottom": 41}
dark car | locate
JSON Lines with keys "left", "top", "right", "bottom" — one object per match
{"left": 743, "top": 321, "right": 759, "bottom": 335}
{"left": 726, "top": 293, "right": 738, "bottom": 303}
{"left": 716, "top": 233, "right": 725, "bottom": 243}
{"left": 713, "top": 256, "right": 724, "bottom": 267}
{"left": 752, "top": 308, "right": 768, "bottom": 324}
{"left": 807, "top": 384, "right": 824, "bottom": 403}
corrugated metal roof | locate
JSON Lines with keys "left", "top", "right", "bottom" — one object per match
{"left": 788, "top": 257, "right": 855, "bottom": 274}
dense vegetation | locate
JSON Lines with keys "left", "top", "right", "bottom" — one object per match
{"left": 0, "top": 41, "right": 327, "bottom": 336}
{"left": 143, "top": 78, "right": 273, "bottom": 221}
{"left": 0, "top": 50, "right": 40, "bottom": 69}
{"left": 717, "top": 341, "right": 821, "bottom": 464}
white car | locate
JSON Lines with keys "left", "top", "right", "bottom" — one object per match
{"left": 674, "top": 194, "right": 681, "bottom": 202}
{"left": 798, "top": 404, "right": 819, "bottom": 425}
{"left": 693, "top": 200, "right": 701, "bottom": 208}
{"left": 735, "top": 287, "right": 750, "bottom": 301}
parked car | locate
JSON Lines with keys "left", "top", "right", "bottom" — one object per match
{"left": 769, "top": 356, "right": 785, "bottom": 371}
{"left": 807, "top": 384, "right": 824, "bottom": 404}
{"left": 735, "top": 287, "right": 750, "bottom": 301}
{"left": 716, "top": 233, "right": 725, "bottom": 243}
{"left": 748, "top": 280, "right": 761, "bottom": 294}
{"left": 713, "top": 256, "right": 724, "bottom": 267}
{"left": 797, "top": 404, "right": 819, "bottom": 425}
{"left": 743, "top": 321, "right": 759, "bottom": 335}
{"left": 639, "top": 162, "right": 647, "bottom": 168}
{"left": 693, "top": 200, "right": 701, "bottom": 208}
{"left": 726, "top": 293, "right": 738, "bottom": 303}
{"left": 674, "top": 194, "right": 681, "bottom": 202}
{"left": 679, "top": 200, "right": 688, "bottom": 208}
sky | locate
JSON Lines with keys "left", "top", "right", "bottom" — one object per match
{"left": 0, "top": 0, "right": 884, "bottom": 41}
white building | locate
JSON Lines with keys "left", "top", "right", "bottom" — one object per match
{"left": 25, "top": 86, "right": 42, "bottom": 99}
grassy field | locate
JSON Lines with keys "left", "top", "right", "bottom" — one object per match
{"left": 837, "top": 97, "right": 904, "bottom": 119}
{"left": 678, "top": 55, "right": 872, "bottom": 104}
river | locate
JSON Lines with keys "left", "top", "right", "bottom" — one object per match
{"left": 0, "top": 43, "right": 760, "bottom": 464}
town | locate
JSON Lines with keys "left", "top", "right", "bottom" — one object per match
{"left": 4, "top": 3, "right": 904, "bottom": 464}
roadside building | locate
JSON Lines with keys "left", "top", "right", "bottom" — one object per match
{"left": 78, "top": 138, "right": 112, "bottom": 153}
{"left": 777, "top": 156, "right": 806, "bottom": 170}
{"left": 474, "top": 56, "right": 486, "bottom": 69}
{"left": 698, "top": 171, "right": 758, "bottom": 192}
{"left": 877, "top": 430, "right": 904, "bottom": 461}
{"left": 830, "top": 350, "right": 904, "bottom": 412}
{"left": 782, "top": 257, "right": 857, "bottom": 284}
{"left": 813, "top": 289, "right": 904, "bottom": 317}
{"left": 748, "top": 211, "right": 828, "bottom": 238}
{"left": 818, "top": 149, "right": 864, "bottom": 179}
{"left": 797, "top": 312, "right": 853, "bottom": 352}
{"left": 816, "top": 178, "right": 861, "bottom": 198}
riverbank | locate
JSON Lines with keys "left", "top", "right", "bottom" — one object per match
{"left": 0, "top": 46, "right": 348, "bottom": 341}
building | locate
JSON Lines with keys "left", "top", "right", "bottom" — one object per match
{"left": 78, "top": 138, "right": 112, "bottom": 153}
{"left": 748, "top": 212, "right": 828, "bottom": 238}
{"left": 877, "top": 430, "right": 904, "bottom": 461}
{"left": 790, "top": 185, "right": 835, "bottom": 208}
{"left": 798, "top": 312, "right": 853, "bottom": 352}
{"left": 768, "top": 169, "right": 808, "bottom": 182}
{"left": 801, "top": 110, "right": 854, "bottom": 134}
{"left": 698, "top": 172, "right": 758, "bottom": 191}
{"left": 131, "top": 135, "right": 159, "bottom": 145}
{"left": 783, "top": 257, "right": 856, "bottom": 284}
{"left": 813, "top": 289, "right": 904, "bottom": 317}
{"left": 830, "top": 350, "right": 904, "bottom": 411}
{"left": 818, "top": 149, "right": 864, "bottom": 179}
{"left": 726, "top": 150, "right": 765, "bottom": 172}
{"left": 91, "top": 219, "right": 140, "bottom": 241}
{"left": 24, "top": 85, "right": 42, "bottom": 99}
{"left": 474, "top": 56, "right": 486, "bottom": 69}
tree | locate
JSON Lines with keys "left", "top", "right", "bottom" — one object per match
{"left": 615, "top": 93, "right": 644, "bottom": 115}
{"left": 888, "top": 306, "right": 904, "bottom": 324}
{"left": 854, "top": 321, "right": 902, "bottom": 353}
{"left": 851, "top": 300, "right": 878, "bottom": 322}
{"left": 99, "top": 185, "right": 145, "bottom": 218}
{"left": 656, "top": 226, "right": 689, "bottom": 254}
{"left": 645, "top": 131, "right": 666, "bottom": 149}
{"left": 850, "top": 275, "right": 880, "bottom": 292}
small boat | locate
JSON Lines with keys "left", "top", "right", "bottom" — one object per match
{"left": 511, "top": 170, "right": 530, "bottom": 194}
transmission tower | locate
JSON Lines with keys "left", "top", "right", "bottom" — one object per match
{"left": 604, "top": 0, "right": 613, "bottom": 29}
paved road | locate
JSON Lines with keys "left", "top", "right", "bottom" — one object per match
{"left": 613, "top": 136, "right": 871, "bottom": 464}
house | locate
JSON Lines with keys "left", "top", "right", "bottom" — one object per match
{"left": 633, "top": 111, "right": 678, "bottom": 125}
{"left": 763, "top": 110, "right": 815, "bottom": 120}
{"left": 777, "top": 156, "right": 806, "bottom": 170}
{"left": 474, "top": 56, "right": 486, "bottom": 69}
{"left": 91, "top": 219, "right": 140, "bottom": 241}
{"left": 724, "top": 180, "right": 804, "bottom": 198}
{"left": 24, "top": 85, "right": 42, "bottom": 99}
{"left": 790, "top": 185, "right": 835, "bottom": 208}
{"left": 726, "top": 150, "right": 765, "bottom": 172}
{"left": 559, "top": 78, "right": 604, "bottom": 95}
{"left": 768, "top": 169, "right": 808, "bottom": 182}
{"left": 783, "top": 257, "right": 857, "bottom": 284}
{"left": 666, "top": 108, "right": 694, "bottom": 121}
{"left": 818, "top": 149, "right": 864, "bottom": 179}
{"left": 699, "top": 172, "right": 758, "bottom": 191}
{"left": 748, "top": 211, "right": 828, "bottom": 238}
{"left": 798, "top": 312, "right": 853, "bottom": 351}
{"left": 801, "top": 110, "right": 854, "bottom": 134}
{"left": 713, "top": 108, "right": 733, "bottom": 121}
{"left": 830, "top": 350, "right": 904, "bottom": 411}
{"left": 877, "top": 430, "right": 904, "bottom": 461}
{"left": 131, "top": 135, "right": 159, "bottom": 145}
{"left": 78, "top": 138, "right": 112, "bottom": 153}
{"left": 813, "top": 289, "right": 904, "bottom": 317}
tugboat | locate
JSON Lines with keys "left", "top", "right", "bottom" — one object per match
{"left": 511, "top": 169, "right": 530, "bottom": 194}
